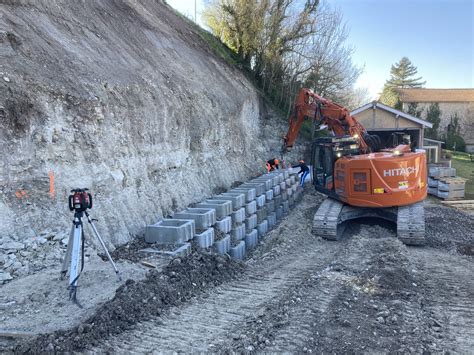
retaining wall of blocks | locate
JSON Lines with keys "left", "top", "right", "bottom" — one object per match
{"left": 144, "top": 169, "right": 304, "bottom": 260}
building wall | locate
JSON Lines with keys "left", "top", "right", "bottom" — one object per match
{"left": 353, "top": 107, "right": 424, "bottom": 147}
{"left": 402, "top": 102, "right": 474, "bottom": 148}
{"left": 354, "top": 107, "right": 421, "bottom": 129}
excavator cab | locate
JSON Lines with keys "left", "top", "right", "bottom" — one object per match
{"left": 311, "top": 136, "right": 360, "bottom": 195}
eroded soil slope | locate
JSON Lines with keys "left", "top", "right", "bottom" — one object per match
{"left": 0, "top": 0, "right": 286, "bottom": 270}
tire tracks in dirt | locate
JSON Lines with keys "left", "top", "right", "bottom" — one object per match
{"left": 413, "top": 248, "right": 474, "bottom": 353}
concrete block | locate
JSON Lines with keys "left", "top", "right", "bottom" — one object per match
{"left": 281, "top": 191, "right": 288, "bottom": 201}
{"left": 245, "top": 200, "right": 257, "bottom": 216}
{"left": 197, "top": 200, "right": 232, "bottom": 219}
{"left": 245, "top": 214, "right": 257, "bottom": 231}
{"left": 231, "top": 187, "right": 256, "bottom": 202}
{"left": 271, "top": 175, "right": 280, "bottom": 186}
{"left": 276, "top": 173, "right": 284, "bottom": 184}
{"left": 265, "top": 189, "right": 274, "bottom": 201}
{"left": 245, "top": 229, "right": 258, "bottom": 250}
{"left": 241, "top": 182, "right": 265, "bottom": 196}
{"left": 256, "top": 208, "right": 267, "bottom": 223}
{"left": 290, "top": 176, "right": 296, "bottom": 184}
{"left": 289, "top": 195, "right": 295, "bottom": 206}
{"left": 292, "top": 185, "right": 298, "bottom": 193}
{"left": 279, "top": 181, "right": 286, "bottom": 191}
{"left": 140, "top": 242, "right": 191, "bottom": 257}
{"left": 287, "top": 187, "right": 293, "bottom": 197}
{"left": 253, "top": 178, "right": 273, "bottom": 190}
{"left": 276, "top": 206, "right": 283, "bottom": 220}
{"left": 195, "top": 228, "right": 215, "bottom": 248}
{"left": 273, "top": 185, "right": 281, "bottom": 196}
{"left": 231, "top": 223, "right": 246, "bottom": 241}
{"left": 283, "top": 170, "right": 290, "bottom": 179}
{"left": 267, "top": 212, "right": 277, "bottom": 228}
{"left": 274, "top": 195, "right": 282, "bottom": 207}
{"left": 145, "top": 219, "right": 195, "bottom": 243}
{"left": 214, "top": 235, "right": 231, "bottom": 254}
{"left": 286, "top": 178, "right": 292, "bottom": 187}
{"left": 230, "top": 241, "right": 246, "bottom": 260}
{"left": 214, "top": 216, "right": 232, "bottom": 234}
{"left": 214, "top": 193, "right": 245, "bottom": 210}
{"left": 173, "top": 208, "right": 216, "bottom": 229}
{"left": 282, "top": 200, "right": 289, "bottom": 213}
{"left": 231, "top": 207, "right": 246, "bottom": 224}
{"left": 257, "top": 220, "right": 268, "bottom": 238}
{"left": 265, "top": 200, "right": 275, "bottom": 213}
{"left": 256, "top": 194, "right": 266, "bottom": 208}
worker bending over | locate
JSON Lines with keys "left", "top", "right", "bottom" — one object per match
{"left": 292, "top": 160, "right": 310, "bottom": 187}
{"left": 266, "top": 158, "right": 280, "bottom": 172}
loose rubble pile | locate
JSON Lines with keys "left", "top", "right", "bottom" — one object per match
{"left": 0, "top": 233, "right": 68, "bottom": 284}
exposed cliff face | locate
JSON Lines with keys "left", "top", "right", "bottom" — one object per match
{"left": 0, "top": 0, "right": 290, "bottom": 250}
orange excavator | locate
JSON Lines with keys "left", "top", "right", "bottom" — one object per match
{"left": 283, "top": 88, "right": 426, "bottom": 245}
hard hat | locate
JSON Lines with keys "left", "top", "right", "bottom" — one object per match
{"left": 274, "top": 159, "right": 279, "bottom": 164}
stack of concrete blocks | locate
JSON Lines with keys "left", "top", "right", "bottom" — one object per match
{"left": 239, "top": 181, "right": 266, "bottom": 241}
{"left": 212, "top": 192, "right": 249, "bottom": 258}
{"left": 196, "top": 199, "right": 233, "bottom": 255}
{"left": 173, "top": 208, "right": 216, "bottom": 249}
{"left": 428, "top": 166, "right": 466, "bottom": 199}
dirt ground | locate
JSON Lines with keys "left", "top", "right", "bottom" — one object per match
{"left": 2, "top": 188, "right": 473, "bottom": 353}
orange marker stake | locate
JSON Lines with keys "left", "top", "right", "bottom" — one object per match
{"left": 49, "top": 171, "right": 55, "bottom": 198}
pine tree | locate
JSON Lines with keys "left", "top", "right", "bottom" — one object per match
{"left": 380, "top": 57, "right": 426, "bottom": 108}
{"left": 424, "top": 103, "right": 441, "bottom": 139}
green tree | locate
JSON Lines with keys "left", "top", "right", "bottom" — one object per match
{"left": 445, "top": 113, "right": 466, "bottom": 151}
{"left": 424, "top": 103, "right": 441, "bottom": 139}
{"left": 380, "top": 57, "right": 426, "bottom": 108}
{"left": 407, "top": 102, "right": 423, "bottom": 118}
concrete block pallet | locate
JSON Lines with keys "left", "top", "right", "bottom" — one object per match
{"left": 427, "top": 166, "right": 466, "bottom": 200}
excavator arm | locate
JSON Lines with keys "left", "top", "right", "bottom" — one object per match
{"left": 282, "top": 88, "right": 372, "bottom": 153}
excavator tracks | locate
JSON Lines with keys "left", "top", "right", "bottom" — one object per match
{"left": 313, "top": 198, "right": 425, "bottom": 245}
{"left": 312, "top": 198, "right": 345, "bottom": 240}
{"left": 397, "top": 201, "right": 425, "bottom": 245}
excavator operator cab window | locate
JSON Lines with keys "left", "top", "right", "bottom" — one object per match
{"left": 312, "top": 143, "right": 334, "bottom": 192}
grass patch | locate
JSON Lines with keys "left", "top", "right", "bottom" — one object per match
{"left": 446, "top": 150, "right": 474, "bottom": 198}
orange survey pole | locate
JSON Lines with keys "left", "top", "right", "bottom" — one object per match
{"left": 49, "top": 171, "right": 55, "bottom": 198}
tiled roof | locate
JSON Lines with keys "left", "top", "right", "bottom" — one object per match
{"left": 397, "top": 88, "right": 474, "bottom": 103}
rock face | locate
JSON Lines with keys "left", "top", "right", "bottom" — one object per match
{"left": 0, "top": 0, "right": 294, "bottom": 251}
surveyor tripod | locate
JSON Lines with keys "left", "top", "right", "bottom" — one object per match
{"left": 60, "top": 188, "right": 121, "bottom": 307}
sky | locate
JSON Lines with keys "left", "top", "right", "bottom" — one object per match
{"left": 167, "top": 0, "right": 474, "bottom": 99}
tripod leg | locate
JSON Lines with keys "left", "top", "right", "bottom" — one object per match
{"left": 86, "top": 213, "right": 121, "bottom": 281}
{"left": 60, "top": 224, "right": 75, "bottom": 279}
{"left": 68, "top": 222, "right": 82, "bottom": 303}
